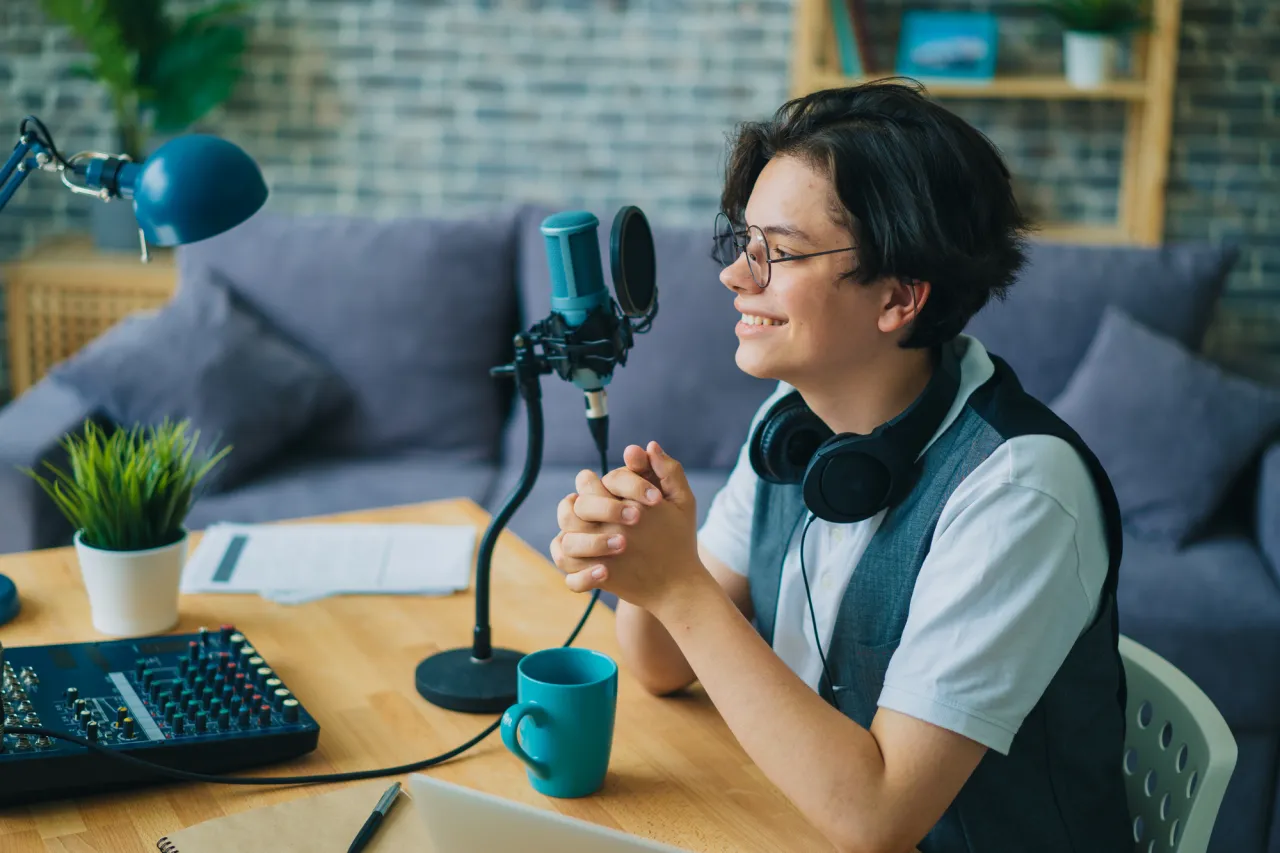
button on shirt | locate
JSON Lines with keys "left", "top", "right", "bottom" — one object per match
{"left": 696, "top": 335, "right": 1110, "bottom": 755}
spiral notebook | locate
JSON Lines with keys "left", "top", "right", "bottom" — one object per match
{"left": 155, "top": 778, "right": 431, "bottom": 852}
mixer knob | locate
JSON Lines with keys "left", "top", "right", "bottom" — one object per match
{"left": 201, "top": 687, "right": 215, "bottom": 708}
{"left": 164, "top": 702, "right": 178, "bottom": 724}
{"left": 194, "top": 711, "right": 207, "bottom": 733}
{"left": 122, "top": 717, "right": 135, "bottom": 739}
{"left": 173, "top": 715, "right": 185, "bottom": 735}
{"left": 171, "top": 682, "right": 184, "bottom": 701}
{"left": 143, "top": 669, "right": 156, "bottom": 689}
{"left": 258, "top": 704, "right": 272, "bottom": 726}
{"left": 212, "top": 674, "right": 226, "bottom": 692}
{"left": 222, "top": 686, "right": 235, "bottom": 706}
{"left": 180, "top": 689, "right": 194, "bottom": 710}
{"left": 178, "top": 658, "right": 190, "bottom": 677}
{"left": 219, "top": 624, "right": 235, "bottom": 643}
{"left": 217, "top": 708, "right": 231, "bottom": 730}
{"left": 188, "top": 641, "right": 200, "bottom": 662}
{"left": 3, "top": 716, "right": 19, "bottom": 729}
{"left": 247, "top": 656, "right": 264, "bottom": 669}
{"left": 218, "top": 652, "right": 231, "bottom": 673}
{"left": 86, "top": 720, "right": 99, "bottom": 742}
{"left": 281, "top": 699, "right": 299, "bottom": 723}
{"left": 79, "top": 710, "right": 91, "bottom": 729}
{"left": 184, "top": 668, "right": 197, "bottom": 687}
{"left": 135, "top": 660, "right": 147, "bottom": 679}
{"left": 238, "top": 646, "right": 255, "bottom": 667}
{"left": 229, "top": 633, "right": 245, "bottom": 653}
{"left": 199, "top": 626, "right": 210, "bottom": 647}
{"left": 229, "top": 694, "right": 242, "bottom": 712}
{"left": 73, "top": 698, "right": 86, "bottom": 714}
{"left": 14, "top": 735, "right": 31, "bottom": 751}
{"left": 115, "top": 706, "right": 128, "bottom": 726}
{"left": 258, "top": 670, "right": 276, "bottom": 684}
{"left": 35, "top": 735, "right": 52, "bottom": 749}
{"left": 65, "top": 686, "right": 79, "bottom": 703}
{"left": 150, "top": 682, "right": 165, "bottom": 703}
{"left": 273, "top": 688, "right": 291, "bottom": 709}
{"left": 187, "top": 702, "right": 200, "bottom": 721}
{"left": 237, "top": 706, "right": 250, "bottom": 728}
{"left": 192, "top": 676, "right": 206, "bottom": 695}
{"left": 16, "top": 701, "right": 32, "bottom": 714}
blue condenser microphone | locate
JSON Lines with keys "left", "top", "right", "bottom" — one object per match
{"left": 540, "top": 211, "right": 614, "bottom": 439}
{"left": 539, "top": 209, "right": 657, "bottom": 459}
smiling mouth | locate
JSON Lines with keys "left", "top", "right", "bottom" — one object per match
{"left": 739, "top": 313, "right": 788, "bottom": 327}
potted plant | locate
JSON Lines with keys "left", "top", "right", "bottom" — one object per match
{"left": 23, "top": 419, "right": 230, "bottom": 637}
{"left": 36, "top": 0, "right": 255, "bottom": 251}
{"left": 1039, "top": 0, "right": 1151, "bottom": 88}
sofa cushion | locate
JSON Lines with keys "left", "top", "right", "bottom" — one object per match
{"left": 177, "top": 208, "right": 521, "bottom": 460}
{"left": 505, "top": 205, "right": 775, "bottom": 471}
{"left": 1050, "top": 306, "right": 1280, "bottom": 545}
{"left": 965, "top": 239, "right": 1237, "bottom": 403}
{"left": 186, "top": 450, "right": 498, "bottom": 530}
{"left": 1117, "top": 532, "right": 1280, "bottom": 730}
{"left": 50, "top": 277, "right": 348, "bottom": 492}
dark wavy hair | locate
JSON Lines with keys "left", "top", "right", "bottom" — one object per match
{"left": 720, "top": 79, "right": 1032, "bottom": 349}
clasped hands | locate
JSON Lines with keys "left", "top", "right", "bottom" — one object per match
{"left": 550, "top": 441, "right": 709, "bottom": 616}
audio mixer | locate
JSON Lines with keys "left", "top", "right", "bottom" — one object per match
{"left": 0, "top": 625, "right": 320, "bottom": 805}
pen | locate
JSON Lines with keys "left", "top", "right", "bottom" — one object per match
{"left": 347, "top": 781, "right": 402, "bottom": 853}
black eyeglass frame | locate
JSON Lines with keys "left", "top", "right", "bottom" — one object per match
{"left": 714, "top": 212, "right": 859, "bottom": 289}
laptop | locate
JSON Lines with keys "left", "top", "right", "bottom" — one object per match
{"left": 407, "top": 773, "right": 692, "bottom": 852}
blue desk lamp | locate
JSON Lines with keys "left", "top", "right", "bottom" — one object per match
{"left": 0, "top": 114, "right": 269, "bottom": 626}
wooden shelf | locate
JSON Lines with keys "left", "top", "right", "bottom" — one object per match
{"left": 1033, "top": 222, "right": 1133, "bottom": 245}
{"left": 809, "top": 72, "right": 1150, "bottom": 102}
{"left": 790, "top": 0, "right": 1184, "bottom": 246}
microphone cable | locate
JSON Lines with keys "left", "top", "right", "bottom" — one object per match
{"left": 8, "top": 458, "right": 613, "bottom": 788}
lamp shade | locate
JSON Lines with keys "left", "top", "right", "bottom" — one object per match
{"left": 125, "top": 134, "right": 268, "bottom": 246}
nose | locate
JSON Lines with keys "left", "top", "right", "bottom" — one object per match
{"left": 720, "top": 253, "right": 761, "bottom": 294}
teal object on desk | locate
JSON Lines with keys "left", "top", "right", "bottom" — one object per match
{"left": 501, "top": 647, "right": 618, "bottom": 798}
{"left": 0, "top": 574, "right": 18, "bottom": 626}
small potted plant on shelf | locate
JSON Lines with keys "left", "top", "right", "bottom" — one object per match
{"left": 23, "top": 419, "right": 229, "bottom": 637}
{"left": 1039, "top": 0, "right": 1151, "bottom": 88}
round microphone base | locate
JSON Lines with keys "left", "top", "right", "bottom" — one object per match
{"left": 415, "top": 647, "right": 524, "bottom": 714}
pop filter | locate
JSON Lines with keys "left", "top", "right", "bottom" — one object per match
{"left": 610, "top": 205, "right": 656, "bottom": 320}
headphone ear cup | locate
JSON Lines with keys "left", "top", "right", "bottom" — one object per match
{"left": 802, "top": 437, "right": 914, "bottom": 523}
{"left": 750, "top": 394, "right": 833, "bottom": 485}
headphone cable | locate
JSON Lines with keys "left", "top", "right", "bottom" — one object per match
{"left": 797, "top": 513, "right": 841, "bottom": 709}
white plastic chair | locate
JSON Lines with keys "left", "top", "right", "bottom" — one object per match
{"left": 1119, "top": 634, "right": 1239, "bottom": 853}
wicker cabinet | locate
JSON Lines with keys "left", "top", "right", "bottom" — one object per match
{"left": 2, "top": 235, "right": 178, "bottom": 397}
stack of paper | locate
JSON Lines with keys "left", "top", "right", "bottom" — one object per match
{"left": 180, "top": 522, "right": 476, "bottom": 604}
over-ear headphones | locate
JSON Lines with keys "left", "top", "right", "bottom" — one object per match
{"left": 749, "top": 342, "right": 962, "bottom": 523}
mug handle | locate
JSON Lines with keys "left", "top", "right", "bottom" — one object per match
{"left": 501, "top": 702, "right": 551, "bottom": 779}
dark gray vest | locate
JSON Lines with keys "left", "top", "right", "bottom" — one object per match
{"left": 748, "top": 351, "right": 1131, "bottom": 852}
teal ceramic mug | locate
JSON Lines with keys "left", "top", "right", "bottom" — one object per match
{"left": 500, "top": 647, "right": 618, "bottom": 798}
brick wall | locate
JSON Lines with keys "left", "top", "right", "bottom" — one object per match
{"left": 1, "top": 0, "right": 1276, "bottom": 399}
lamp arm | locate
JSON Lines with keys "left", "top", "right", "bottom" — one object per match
{"left": 0, "top": 135, "right": 47, "bottom": 213}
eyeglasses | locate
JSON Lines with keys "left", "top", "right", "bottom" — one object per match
{"left": 713, "top": 212, "right": 858, "bottom": 289}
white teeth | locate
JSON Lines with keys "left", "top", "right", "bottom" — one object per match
{"left": 741, "top": 313, "right": 785, "bottom": 326}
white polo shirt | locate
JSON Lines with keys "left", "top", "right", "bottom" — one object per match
{"left": 696, "top": 335, "right": 1110, "bottom": 755}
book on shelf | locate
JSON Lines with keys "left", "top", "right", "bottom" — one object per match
{"left": 829, "top": 0, "right": 875, "bottom": 77}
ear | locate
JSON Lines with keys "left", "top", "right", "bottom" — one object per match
{"left": 877, "top": 277, "right": 931, "bottom": 334}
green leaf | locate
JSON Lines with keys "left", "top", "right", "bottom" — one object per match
{"left": 19, "top": 418, "right": 230, "bottom": 552}
{"left": 146, "top": 24, "right": 247, "bottom": 130}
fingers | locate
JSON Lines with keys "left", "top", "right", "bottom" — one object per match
{"left": 564, "top": 563, "right": 607, "bottom": 593}
{"left": 557, "top": 493, "right": 596, "bottom": 533}
{"left": 647, "top": 441, "right": 691, "bottom": 503}
{"left": 572, "top": 493, "right": 642, "bottom": 525}
{"left": 558, "top": 530, "right": 625, "bottom": 560}
{"left": 574, "top": 469, "right": 613, "bottom": 498}
{"left": 602, "top": 466, "right": 664, "bottom": 506}
{"left": 623, "top": 444, "right": 661, "bottom": 488}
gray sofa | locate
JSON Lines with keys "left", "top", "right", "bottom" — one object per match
{"left": 0, "top": 205, "right": 1275, "bottom": 853}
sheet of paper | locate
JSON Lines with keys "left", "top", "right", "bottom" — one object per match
{"left": 180, "top": 522, "right": 476, "bottom": 602}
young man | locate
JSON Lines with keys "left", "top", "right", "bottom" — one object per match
{"left": 550, "top": 81, "right": 1131, "bottom": 853}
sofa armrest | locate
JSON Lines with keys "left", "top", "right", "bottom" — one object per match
{"left": 0, "top": 378, "right": 99, "bottom": 554}
{"left": 1259, "top": 439, "right": 1280, "bottom": 576}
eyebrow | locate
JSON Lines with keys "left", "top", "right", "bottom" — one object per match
{"left": 758, "top": 223, "right": 812, "bottom": 243}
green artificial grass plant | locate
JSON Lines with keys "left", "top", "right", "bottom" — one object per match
{"left": 23, "top": 419, "right": 230, "bottom": 552}
{"left": 1039, "top": 0, "right": 1151, "bottom": 34}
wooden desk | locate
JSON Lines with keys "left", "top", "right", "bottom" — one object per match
{"left": 0, "top": 499, "right": 832, "bottom": 852}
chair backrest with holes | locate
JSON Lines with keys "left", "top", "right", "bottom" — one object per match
{"left": 1119, "top": 635, "right": 1238, "bottom": 853}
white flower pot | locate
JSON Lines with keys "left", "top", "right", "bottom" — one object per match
{"left": 1064, "top": 31, "right": 1118, "bottom": 89}
{"left": 74, "top": 530, "right": 188, "bottom": 636}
